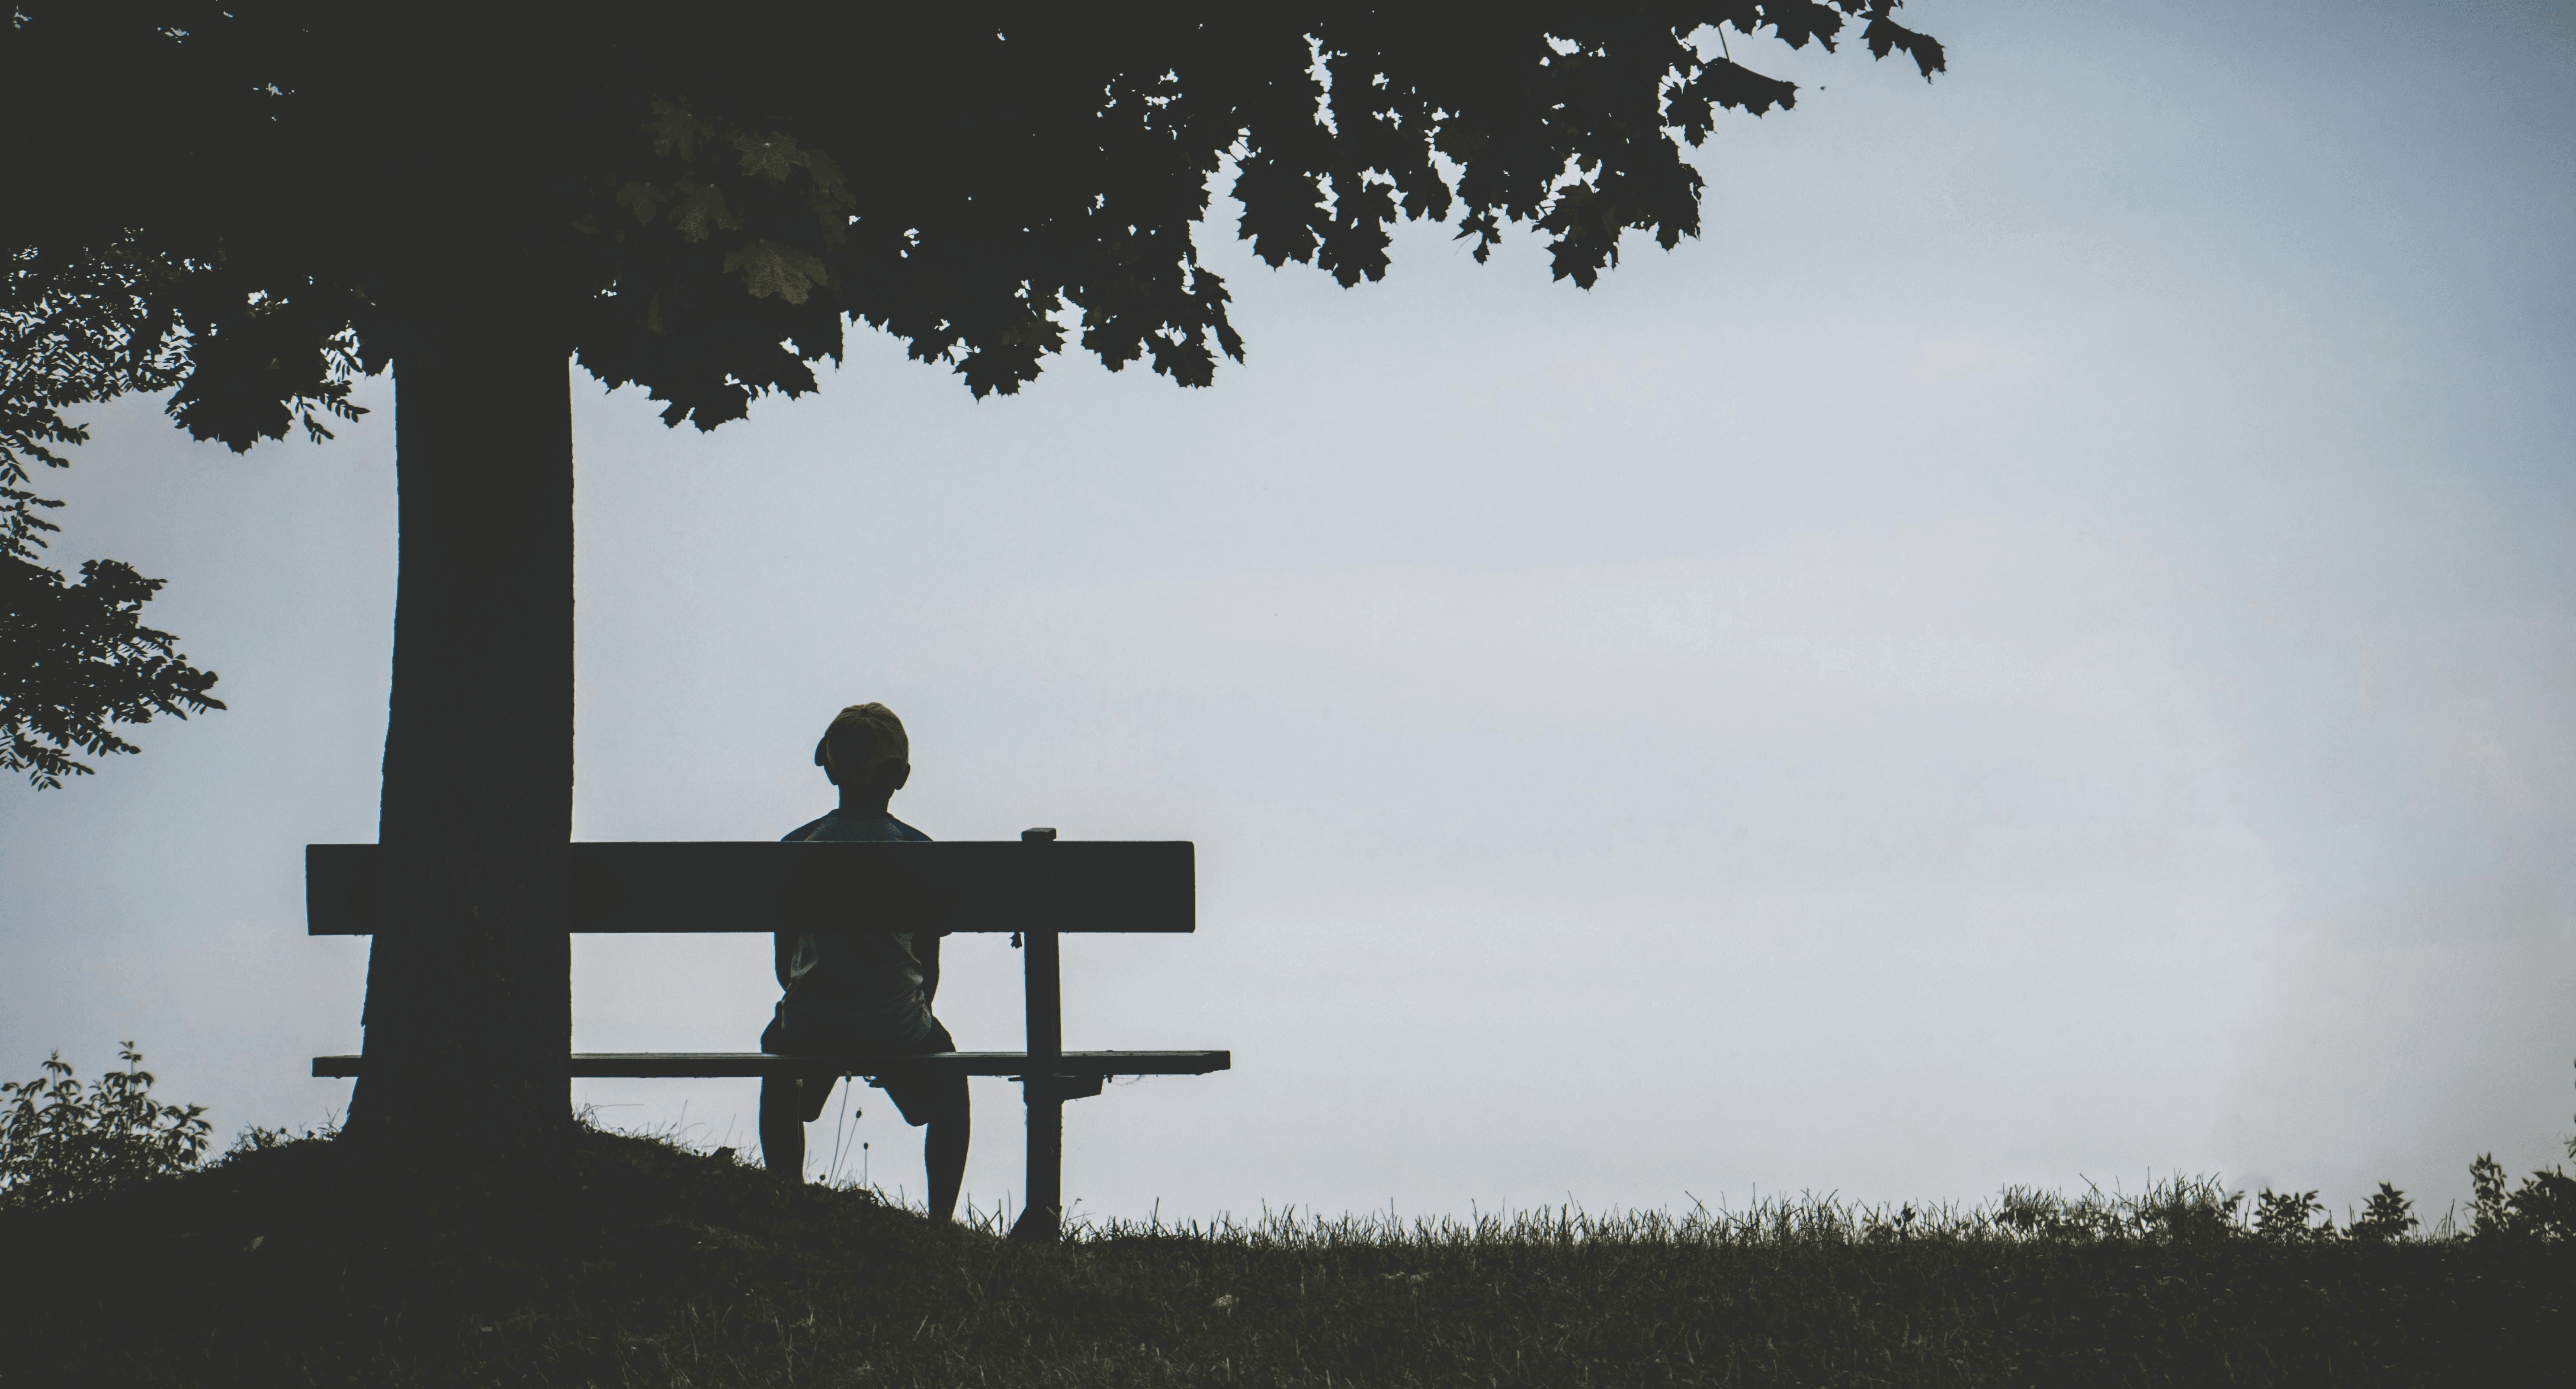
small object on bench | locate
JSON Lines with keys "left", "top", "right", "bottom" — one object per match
{"left": 307, "top": 831, "right": 1226, "bottom": 1240}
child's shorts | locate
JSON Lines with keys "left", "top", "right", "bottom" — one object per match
{"left": 761, "top": 1013, "right": 966, "bottom": 1128}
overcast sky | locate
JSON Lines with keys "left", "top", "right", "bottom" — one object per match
{"left": 6, "top": 0, "right": 2571, "bottom": 1229}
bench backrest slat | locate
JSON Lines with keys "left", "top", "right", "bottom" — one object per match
{"left": 305, "top": 841, "right": 1194, "bottom": 936}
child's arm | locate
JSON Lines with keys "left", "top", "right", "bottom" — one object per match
{"left": 917, "top": 931, "right": 942, "bottom": 1008}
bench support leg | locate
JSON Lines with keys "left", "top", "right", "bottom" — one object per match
{"left": 1009, "top": 926, "right": 1063, "bottom": 1241}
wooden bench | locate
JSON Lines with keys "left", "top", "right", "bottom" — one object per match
{"left": 306, "top": 828, "right": 1228, "bottom": 1239}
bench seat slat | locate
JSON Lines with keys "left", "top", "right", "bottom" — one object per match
{"left": 310, "top": 1050, "right": 1230, "bottom": 1079}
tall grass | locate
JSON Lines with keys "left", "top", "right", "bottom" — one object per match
{"left": 3, "top": 1050, "right": 2569, "bottom": 1386}
{"left": 1026, "top": 1177, "right": 2252, "bottom": 1251}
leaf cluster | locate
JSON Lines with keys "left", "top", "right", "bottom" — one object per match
{"left": 2470, "top": 1145, "right": 2576, "bottom": 1242}
{"left": 0, "top": 246, "right": 192, "bottom": 560}
{"left": 0, "top": 1043, "right": 213, "bottom": 1212}
{"left": 0, "top": 259, "right": 231, "bottom": 788}
{"left": 0, "top": 246, "right": 241, "bottom": 791}
{"left": 2249, "top": 1187, "right": 2341, "bottom": 1243}
{"left": 2348, "top": 1181, "right": 2424, "bottom": 1243}
{"left": 0, "top": 554, "right": 224, "bottom": 787}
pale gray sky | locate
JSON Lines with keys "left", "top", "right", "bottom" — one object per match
{"left": 6, "top": 0, "right": 2571, "bottom": 1226}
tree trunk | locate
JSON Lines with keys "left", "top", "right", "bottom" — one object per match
{"left": 342, "top": 303, "right": 574, "bottom": 1166}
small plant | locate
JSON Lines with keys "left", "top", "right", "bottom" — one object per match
{"left": 224, "top": 1114, "right": 341, "bottom": 1159}
{"left": 0, "top": 1043, "right": 211, "bottom": 1211}
{"left": 1860, "top": 1202, "right": 1919, "bottom": 1243}
{"left": 2346, "top": 1182, "right": 2419, "bottom": 1242}
{"left": 2252, "top": 1188, "right": 2334, "bottom": 1243}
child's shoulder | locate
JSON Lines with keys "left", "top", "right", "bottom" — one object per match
{"left": 783, "top": 812, "right": 933, "bottom": 843}
{"left": 780, "top": 815, "right": 833, "bottom": 842}
{"left": 884, "top": 814, "right": 931, "bottom": 842}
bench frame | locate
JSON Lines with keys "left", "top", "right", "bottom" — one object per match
{"left": 308, "top": 829, "right": 1227, "bottom": 1239}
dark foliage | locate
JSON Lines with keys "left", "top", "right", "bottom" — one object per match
{"left": 0, "top": 1044, "right": 212, "bottom": 1210}
{"left": 0, "top": 244, "right": 197, "bottom": 558}
{"left": 2, "top": 2, "right": 1942, "bottom": 796}
{"left": 2252, "top": 1187, "right": 2334, "bottom": 1242}
{"left": 2349, "top": 1181, "right": 2422, "bottom": 1243}
{"left": 1, "top": 248, "right": 228, "bottom": 787}
{"left": 1, "top": 555, "right": 224, "bottom": 788}
{"left": 3, "top": 2, "right": 1945, "bottom": 444}
{"left": 2471, "top": 1149, "right": 2576, "bottom": 1242}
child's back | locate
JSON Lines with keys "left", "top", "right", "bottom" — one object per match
{"left": 757, "top": 703, "right": 969, "bottom": 1218}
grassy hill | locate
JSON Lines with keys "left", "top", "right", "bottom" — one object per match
{"left": 1, "top": 1119, "right": 2567, "bottom": 1387}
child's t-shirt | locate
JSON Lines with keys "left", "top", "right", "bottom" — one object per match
{"left": 773, "top": 809, "right": 937, "bottom": 1047}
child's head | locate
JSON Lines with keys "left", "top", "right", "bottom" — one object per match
{"left": 815, "top": 702, "right": 910, "bottom": 791}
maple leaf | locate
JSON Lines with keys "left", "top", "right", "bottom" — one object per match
{"left": 667, "top": 181, "right": 742, "bottom": 242}
{"left": 801, "top": 147, "right": 854, "bottom": 213}
{"left": 1863, "top": 14, "right": 1947, "bottom": 80}
{"left": 731, "top": 129, "right": 803, "bottom": 183}
{"left": 613, "top": 181, "right": 673, "bottom": 225}
{"left": 1687, "top": 59, "right": 1800, "bottom": 118}
{"left": 645, "top": 97, "right": 717, "bottom": 160}
{"left": 722, "top": 240, "right": 831, "bottom": 304}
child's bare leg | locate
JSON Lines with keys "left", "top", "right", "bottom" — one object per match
{"left": 759, "top": 1076, "right": 806, "bottom": 1181}
{"left": 924, "top": 1106, "right": 969, "bottom": 1220}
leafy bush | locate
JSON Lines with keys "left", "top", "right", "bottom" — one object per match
{"left": 0, "top": 1043, "right": 211, "bottom": 1211}
{"left": 2469, "top": 1141, "right": 2576, "bottom": 1242}
{"left": 2346, "top": 1181, "right": 2419, "bottom": 1242}
{"left": 2252, "top": 1187, "right": 2334, "bottom": 1242}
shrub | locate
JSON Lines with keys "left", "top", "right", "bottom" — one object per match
{"left": 2469, "top": 1141, "right": 2576, "bottom": 1242}
{"left": 2252, "top": 1187, "right": 2335, "bottom": 1242}
{"left": 2347, "top": 1181, "right": 2419, "bottom": 1242}
{"left": 0, "top": 1043, "right": 212, "bottom": 1212}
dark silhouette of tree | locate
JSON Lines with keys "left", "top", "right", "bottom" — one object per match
{"left": 2, "top": 2, "right": 1942, "bottom": 1160}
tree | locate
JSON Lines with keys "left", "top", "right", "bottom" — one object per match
{"left": 2, "top": 2, "right": 1944, "bottom": 1161}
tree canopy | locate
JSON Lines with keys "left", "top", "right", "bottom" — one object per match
{"left": 6, "top": 1, "right": 1942, "bottom": 443}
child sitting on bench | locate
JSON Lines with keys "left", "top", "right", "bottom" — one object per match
{"left": 758, "top": 701, "right": 970, "bottom": 1219}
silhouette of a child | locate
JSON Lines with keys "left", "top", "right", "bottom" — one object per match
{"left": 758, "top": 702, "right": 969, "bottom": 1219}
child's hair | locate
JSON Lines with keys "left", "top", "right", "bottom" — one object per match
{"left": 816, "top": 702, "right": 908, "bottom": 778}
